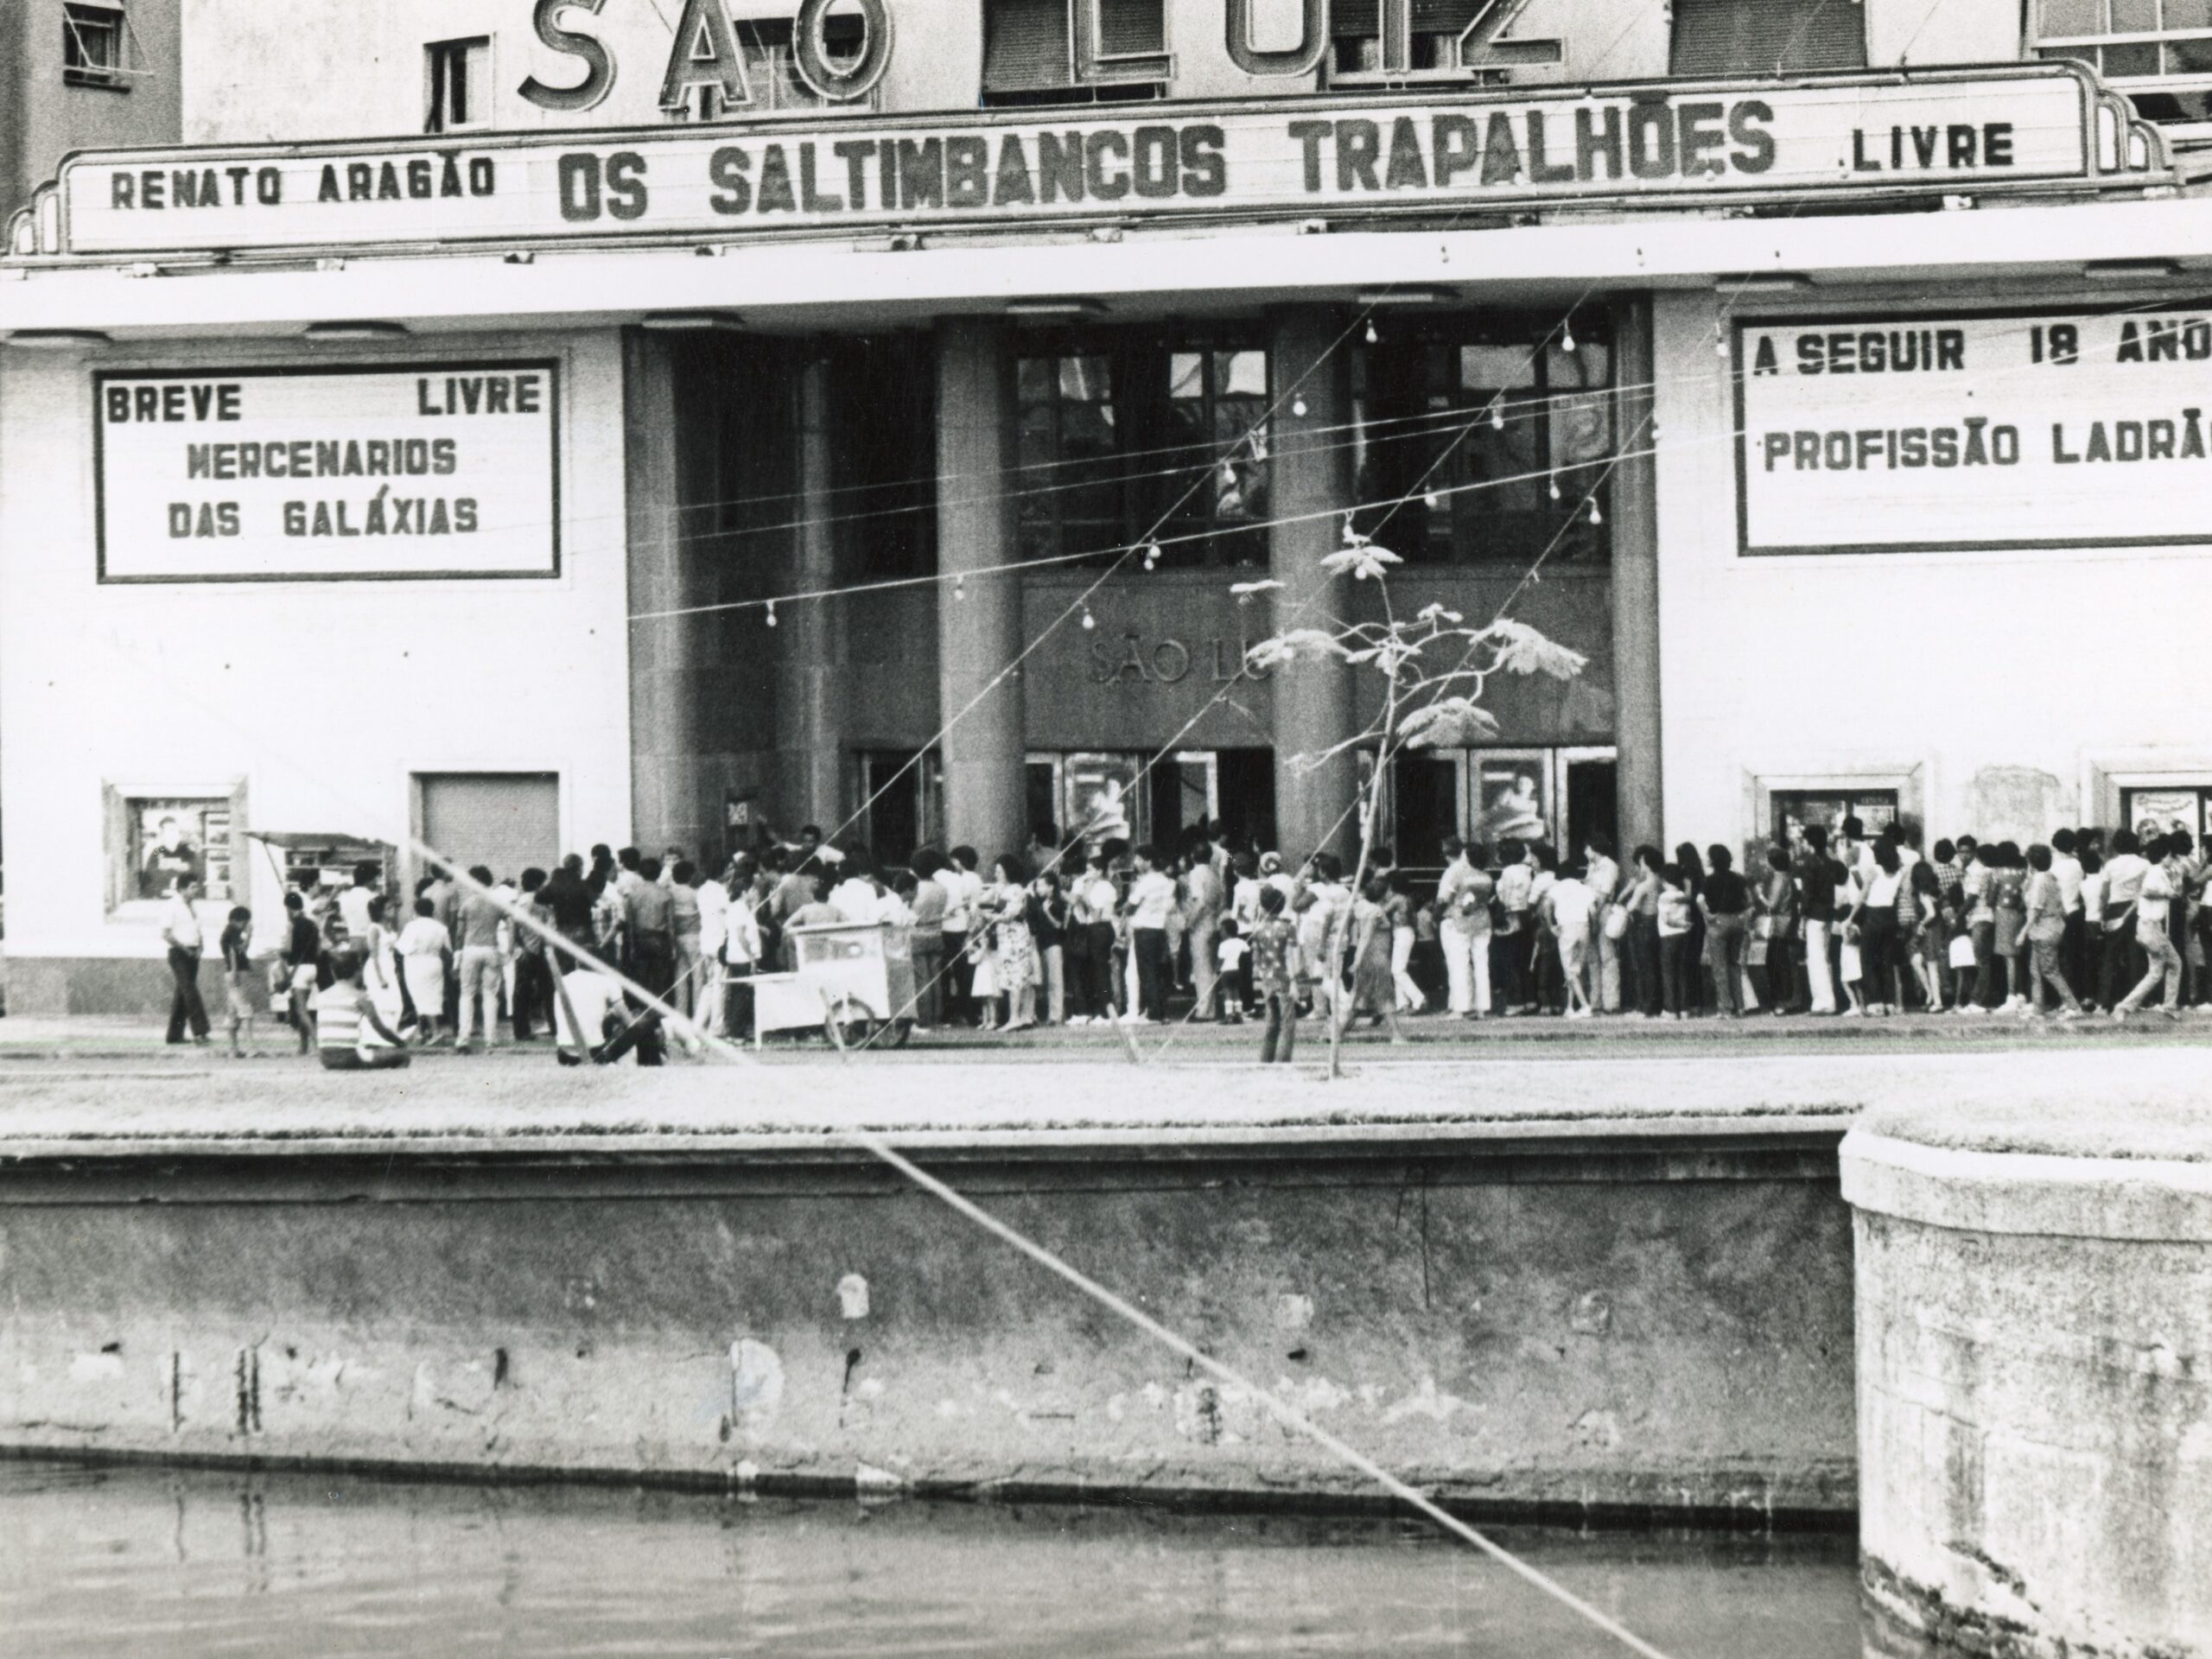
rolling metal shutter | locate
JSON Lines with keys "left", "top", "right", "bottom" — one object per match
{"left": 1099, "top": 0, "right": 1165, "bottom": 57}
{"left": 983, "top": 0, "right": 1072, "bottom": 91}
{"left": 1669, "top": 0, "right": 1867, "bottom": 75}
{"left": 1332, "top": 0, "right": 1484, "bottom": 33}
{"left": 417, "top": 773, "right": 561, "bottom": 882}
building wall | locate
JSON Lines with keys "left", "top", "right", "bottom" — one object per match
{"left": 177, "top": 0, "right": 2004, "bottom": 146}
{"left": 1650, "top": 285, "right": 2212, "bottom": 853}
{"left": 0, "top": 329, "right": 635, "bottom": 1008}
{"left": 2, "top": 0, "right": 182, "bottom": 216}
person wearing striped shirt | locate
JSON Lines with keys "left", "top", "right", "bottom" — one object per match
{"left": 315, "top": 947, "right": 411, "bottom": 1071}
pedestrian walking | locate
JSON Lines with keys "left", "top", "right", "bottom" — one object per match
{"left": 219, "top": 905, "right": 264, "bottom": 1058}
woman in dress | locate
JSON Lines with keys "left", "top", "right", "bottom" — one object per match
{"left": 1991, "top": 842, "right": 2030, "bottom": 1013}
{"left": 988, "top": 854, "right": 1038, "bottom": 1032}
{"left": 1344, "top": 874, "right": 1403, "bottom": 1041}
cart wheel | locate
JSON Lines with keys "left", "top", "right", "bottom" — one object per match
{"left": 887, "top": 1019, "right": 913, "bottom": 1051}
{"left": 824, "top": 997, "right": 876, "bottom": 1050}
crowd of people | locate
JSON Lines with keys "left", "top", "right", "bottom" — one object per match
{"left": 162, "top": 810, "right": 2212, "bottom": 1068}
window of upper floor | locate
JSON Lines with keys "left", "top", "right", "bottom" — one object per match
{"left": 424, "top": 36, "right": 491, "bottom": 133}
{"left": 981, "top": 0, "right": 1169, "bottom": 108}
{"left": 2033, "top": 0, "right": 2212, "bottom": 123}
{"left": 1668, "top": 0, "right": 1868, "bottom": 77}
{"left": 63, "top": 2, "right": 137, "bottom": 92}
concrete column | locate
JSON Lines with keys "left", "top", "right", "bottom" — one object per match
{"left": 624, "top": 328, "right": 708, "bottom": 855}
{"left": 1268, "top": 306, "right": 1360, "bottom": 864}
{"left": 779, "top": 353, "right": 846, "bottom": 832}
{"left": 935, "top": 317, "right": 1027, "bottom": 861}
{"left": 1609, "top": 294, "right": 1663, "bottom": 855}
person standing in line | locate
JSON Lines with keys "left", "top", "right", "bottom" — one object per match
{"left": 1382, "top": 874, "right": 1423, "bottom": 1015}
{"left": 830, "top": 848, "right": 884, "bottom": 925}
{"left": 2050, "top": 829, "right": 2088, "bottom": 1004}
{"left": 669, "top": 861, "right": 705, "bottom": 1027}
{"left": 692, "top": 860, "right": 729, "bottom": 1039}
{"left": 1492, "top": 842, "right": 1534, "bottom": 1014}
{"left": 1545, "top": 861, "right": 1598, "bottom": 1020}
{"left": 987, "top": 855, "right": 1039, "bottom": 1033}
{"left": 1656, "top": 863, "right": 1694, "bottom": 1020}
{"left": 1906, "top": 861, "right": 1948, "bottom": 1013}
{"left": 1797, "top": 827, "right": 1840, "bottom": 1016}
{"left": 1846, "top": 841, "right": 1906, "bottom": 1017}
{"left": 395, "top": 896, "right": 452, "bottom": 1044}
{"left": 507, "top": 869, "right": 553, "bottom": 1041}
{"left": 1344, "top": 875, "right": 1406, "bottom": 1039}
{"left": 541, "top": 855, "right": 597, "bottom": 964}
{"left": 1250, "top": 886, "right": 1301, "bottom": 1064}
{"left": 1673, "top": 843, "right": 1709, "bottom": 1014}
{"left": 1961, "top": 842, "right": 2000, "bottom": 1014}
{"left": 451, "top": 866, "right": 506, "bottom": 1053}
{"left": 2077, "top": 847, "right": 2107, "bottom": 1012}
{"left": 218, "top": 905, "right": 264, "bottom": 1058}
{"left": 1433, "top": 837, "right": 1490, "bottom": 1019}
{"left": 1583, "top": 833, "right": 1623, "bottom": 1014}
{"left": 2019, "top": 843, "right": 2084, "bottom": 1020}
{"left": 1621, "top": 845, "right": 1663, "bottom": 1018}
{"left": 1756, "top": 844, "right": 1801, "bottom": 1016}
{"left": 1124, "top": 843, "right": 1178, "bottom": 1025}
{"left": 906, "top": 849, "right": 949, "bottom": 1029}
{"left": 1215, "top": 917, "right": 1251, "bottom": 1021}
{"left": 941, "top": 847, "right": 982, "bottom": 1027}
{"left": 718, "top": 868, "right": 764, "bottom": 1039}
{"left": 336, "top": 860, "right": 378, "bottom": 950}
{"left": 1182, "top": 834, "right": 1224, "bottom": 1024}
{"left": 2115, "top": 833, "right": 2185, "bottom": 1020}
{"left": 1991, "top": 842, "right": 2030, "bottom": 1014}
{"left": 280, "top": 890, "right": 323, "bottom": 1053}
{"left": 420, "top": 861, "right": 462, "bottom": 1033}
{"left": 1077, "top": 849, "right": 1122, "bottom": 1022}
{"left": 1523, "top": 844, "right": 1562, "bottom": 1014}
{"left": 2099, "top": 829, "right": 2151, "bottom": 1013}
{"left": 625, "top": 855, "right": 678, "bottom": 1015}
{"left": 1697, "top": 845, "right": 1753, "bottom": 1017}
{"left": 1032, "top": 868, "right": 1069, "bottom": 1027}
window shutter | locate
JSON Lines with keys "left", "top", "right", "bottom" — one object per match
{"left": 1099, "top": 0, "right": 1164, "bottom": 56}
{"left": 1413, "top": 0, "right": 1482, "bottom": 29}
{"left": 1334, "top": 0, "right": 1381, "bottom": 35}
{"left": 984, "top": 0, "right": 1072, "bottom": 91}
{"left": 1669, "top": 0, "right": 1867, "bottom": 75}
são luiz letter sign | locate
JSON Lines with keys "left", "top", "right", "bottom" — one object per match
{"left": 48, "top": 65, "right": 2152, "bottom": 257}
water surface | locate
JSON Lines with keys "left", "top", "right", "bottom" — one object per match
{"left": 0, "top": 1459, "right": 1928, "bottom": 1657}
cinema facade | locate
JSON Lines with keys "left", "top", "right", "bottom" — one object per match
{"left": 3, "top": 4, "right": 2212, "bottom": 1009}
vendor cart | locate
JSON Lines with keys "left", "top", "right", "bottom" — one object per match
{"left": 750, "top": 920, "right": 917, "bottom": 1050}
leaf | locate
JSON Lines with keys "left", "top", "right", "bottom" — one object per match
{"left": 1484, "top": 617, "right": 1588, "bottom": 681}
{"left": 1246, "top": 627, "right": 1349, "bottom": 671}
{"left": 1319, "top": 543, "right": 1405, "bottom": 582}
{"left": 1400, "top": 696, "right": 1502, "bottom": 749}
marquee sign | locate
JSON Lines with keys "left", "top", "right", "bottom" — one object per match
{"left": 93, "top": 363, "right": 561, "bottom": 582}
{"left": 30, "top": 65, "right": 2163, "bottom": 259}
{"left": 1736, "top": 308, "right": 2212, "bottom": 556}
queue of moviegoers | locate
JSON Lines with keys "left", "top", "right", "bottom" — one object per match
{"left": 149, "top": 802, "right": 2212, "bottom": 1068}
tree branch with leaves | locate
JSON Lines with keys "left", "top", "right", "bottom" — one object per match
{"left": 1237, "top": 531, "right": 1586, "bottom": 1077}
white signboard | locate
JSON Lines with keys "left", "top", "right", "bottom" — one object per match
{"left": 1736, "top": 308, "right": 2212, "bottom": 556}
{"left": 53, "top": 69, "right": 2114, "bottom": 257}
{"left": 94, "top": 363, "right": 561, "bottom": 582}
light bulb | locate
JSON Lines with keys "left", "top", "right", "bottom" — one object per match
{"left": 1715, "top": 333, "right": 1732, "bottom": 358}
{"left": 1489, "top": 403, "right": 1503, "bottom": 432}
{"left": 764, "top": 600, "right": 778, "bottom": 627}
{"left": 1561, "top": 321, "right": 1577, "bottom": 354}
{"left": 1587, "top": 498, "right": 1603, "bottom": 525}
{"left": 1548, "top": 474, "right": 1561, "bottom": 501}
{"left": 1080, "top": 607, "right": 1096, "bottom": 631}
{"left": 1219, "top": 459, "right": 1236, "bottom": 486}
{"left": 1422, "top": 491, "right": 1440, "bottom": 511}
{"left": 1143, "top": 541, "right": 1161, "bottom": 569}
{"left": 1364, "top": 319, "right": 1378, "bottom": 344}
{"left": 954, "top": 575, "right": 966, "bottom": 601}
{"left": 1292, "top": 396, "right": 1308, "bottom": 417}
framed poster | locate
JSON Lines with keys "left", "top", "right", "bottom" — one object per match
{"left": 93, "top": 361, "right": 560, "bottom": 582}
{"left": 105, "top": 782, "right": 243, "bottom": 912}
{"left": 1474, "top": 751, "right": 1553, "bottom": 850}
{"left": 1065, "top": 753, "right": 1142, "bottom": 848}
{"left": 2121, "top": 787, "right": 2208, "bottom": 842}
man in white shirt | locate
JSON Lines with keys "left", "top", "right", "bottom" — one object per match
{"left": 1124, "top": 844, "right": 1178, "bottom": 1022}
{"left": 2050, "top": 828, "right": 2088, "bottom": 1003}
{"left": 940, "top": 847, "right": 984, "bottom": 1026}
{"left": 695, "top": 866, "right": 731, "bottom": 1037}
{"left": 553, "top": 964, "right": 665, "bottom": 1064}
{"left": 336, "top": 861, "right": 378, "bottom": 948}
{"left": 2100, "top": 829, "right": 2153, "bottom": 1011}
{"left": 2116, "top": 834, "right": 2183, "bottom": 1018}
{"left": 162, "top": 875, "right": 213, "bottom": 1046}
{"left": 1433, "top": 837, "right": 1492, "bottom": 1018}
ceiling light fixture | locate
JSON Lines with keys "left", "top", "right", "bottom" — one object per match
{"left": 4, "top": 328, "right": 111, "bottom": 349}
{"left": 303, "top": 320, "right": 410, "bottom": 341}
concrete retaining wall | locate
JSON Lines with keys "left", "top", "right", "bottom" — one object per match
{"left": 1845, "top": 1127, "right": 2212, "bottom": 1658}
{"left": 0, "top": 1126, "right": 1854, "bottom": 1519}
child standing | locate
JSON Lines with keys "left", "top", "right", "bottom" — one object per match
{"left": 219, "top": 906, "right": 264, "bottom": 1058}
{"left": 1214, "top": 916, "right": 1250, "bottom": 1022}
{"left": 397, "top": 896, "right": 453, "bottom": 1045}
{"left": 1250, "top": 886, "right": 1300, "bottom": 1063}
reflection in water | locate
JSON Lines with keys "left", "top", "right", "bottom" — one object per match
{"left": 0, "top": 1459, "right": 1943, "bottom": 1657}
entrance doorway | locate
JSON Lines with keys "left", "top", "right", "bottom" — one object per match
{"left": 1562, "top": 753, "right": 1618, "bottom": 859}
